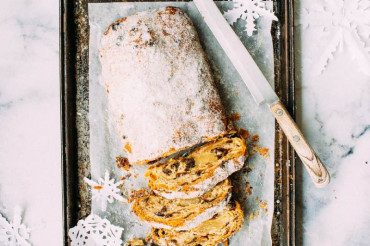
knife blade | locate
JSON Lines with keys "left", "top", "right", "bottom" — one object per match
{"left": 194, "top": 0, "right": 330, "bottom": 187}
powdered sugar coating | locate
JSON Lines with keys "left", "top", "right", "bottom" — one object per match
{"left": 100, "top": 7, "right": 226, "bottom": 164}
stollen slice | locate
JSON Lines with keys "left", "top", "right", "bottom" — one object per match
{"left": 151, "top": 200, "right": 244, "bottom": 246}
{"left": 100, "top": 6, "right": 226, "bottom": 165}
{"left": 133, "top": 179, "right": 232, "bottom": 231}
{"left": 145, "top": 132, "right": 247, "bottom": 199}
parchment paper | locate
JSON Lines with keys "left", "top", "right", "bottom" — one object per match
{"left": 89, "top": 2, "right": 275, "bottom": 245}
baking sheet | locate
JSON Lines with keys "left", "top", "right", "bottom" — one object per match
{"left": 88, "top": 2, "right": 275, "bottom": 245}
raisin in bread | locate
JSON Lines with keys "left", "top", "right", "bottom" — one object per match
{"left": 133, "top": 179, "right": 231, "bottom": 231}
{"left": 100, "top": 7, "right": 226, "bottom": 165}
{"left": 151, "top": 201, "right": 243, "bottom": 246}
{"left": 145, "top": 132, "right": 247, "bottom": 199}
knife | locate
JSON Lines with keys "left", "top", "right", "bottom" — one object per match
{"left": 194, "top": 0, "right": 330, "bottom": 187}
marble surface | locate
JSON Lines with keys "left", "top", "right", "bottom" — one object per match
{"left": 295, "top": 54, "right": 370, "bottom": 245}
{"left": 0, "top": 0, "right": 369, "bottom": 245}
{"left": 295, "top": 0, "right": 370, "bottom": 245}
{"left": 0, "top": 0, "right": 62, "bottom": 245}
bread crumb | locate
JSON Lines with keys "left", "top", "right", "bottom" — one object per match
{"left": 125, "top": 142, "right": 132, "bottom": 153}
{"left": 116, "top": 156, "right": 132, "bottom": 171}
{"left": 128, "top": 189, "right": 148, "bottom": 203}
{"left": 251, "top": 134, "right": 259, "bottom": 142}
{"left": 260, "top": 202, "right": 267, "bottom": 208}
{"left": 245, "top": 187, "right": 252, "bottom": 196}
{"left": 227, "top": 113, "right": 241, "bottom": 121}
{"left": 238, "top": 128, "right": 251, "bottom": 139}
{"left": 245, "top": 182, "right": 253, "bottom": 195}
{"left": 256, "top": 146, "right": 269, "bottom": 158}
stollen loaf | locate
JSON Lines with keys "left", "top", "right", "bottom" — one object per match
{"left": 151, "top": 201, "right": 244, "bottom": 246}
{"left": 100, "top": 7, "right": 226, "bottom": 165}
{"left": 145, "top": 132, "right": 247, "bottom": 199}
{"left": 132, "top": 179, "right": 232, "bottom": 231}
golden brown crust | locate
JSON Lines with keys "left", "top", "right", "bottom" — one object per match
{"left": 133, "top": 131, "right": 237, "bottom": 166}
{"left": 151, "top": 201, "right": 244, "bottom": 246}
{"left": 132, "top": 179, "right": 231, "bottom": 228}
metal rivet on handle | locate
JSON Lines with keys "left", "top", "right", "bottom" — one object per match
{"left": 293, "top": 135, "right": 300, "bottom": 142}
{"left": 276, "top": 109, "right": 283, "bottom": 116}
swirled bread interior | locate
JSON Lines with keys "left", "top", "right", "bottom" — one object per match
{"left": 133, "top": 179, "right": 231, "bottom": 229}
{"left": 145, "top": 132, "right": 246, "bottom": 195}
{"left": 151, "top": 201, "right": 243, "bottom": 246}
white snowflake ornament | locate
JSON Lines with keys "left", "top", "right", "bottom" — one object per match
{"left": 298, "top": 0, "right": 370, "bottom": 75}
{"left": 224, "top": 0, "right": 277, "bottom": 36}
{"left": 0, "top": 207, "right": 32, "bottom": 246}
{"left": 84, "top": 171, "right": 126, "bottom": 211}
{"left": 68, "top": 214, "right": 123, "bottom": 246}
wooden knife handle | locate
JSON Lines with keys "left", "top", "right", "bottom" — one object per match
{"left": 270, "top": 101, "right": 330, "bottom": 188}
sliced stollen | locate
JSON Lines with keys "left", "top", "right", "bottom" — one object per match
{"left": 151, "top": 201, "right": 244, "bottom": 246}
{"left": 100, "top": 6, "right": 226, "bottom": 165}
{"left": 145, "top": 132, "right": 247, "bottom": 199}
{"left": 133, "top": 179, "right": 232, "bottom": 231}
